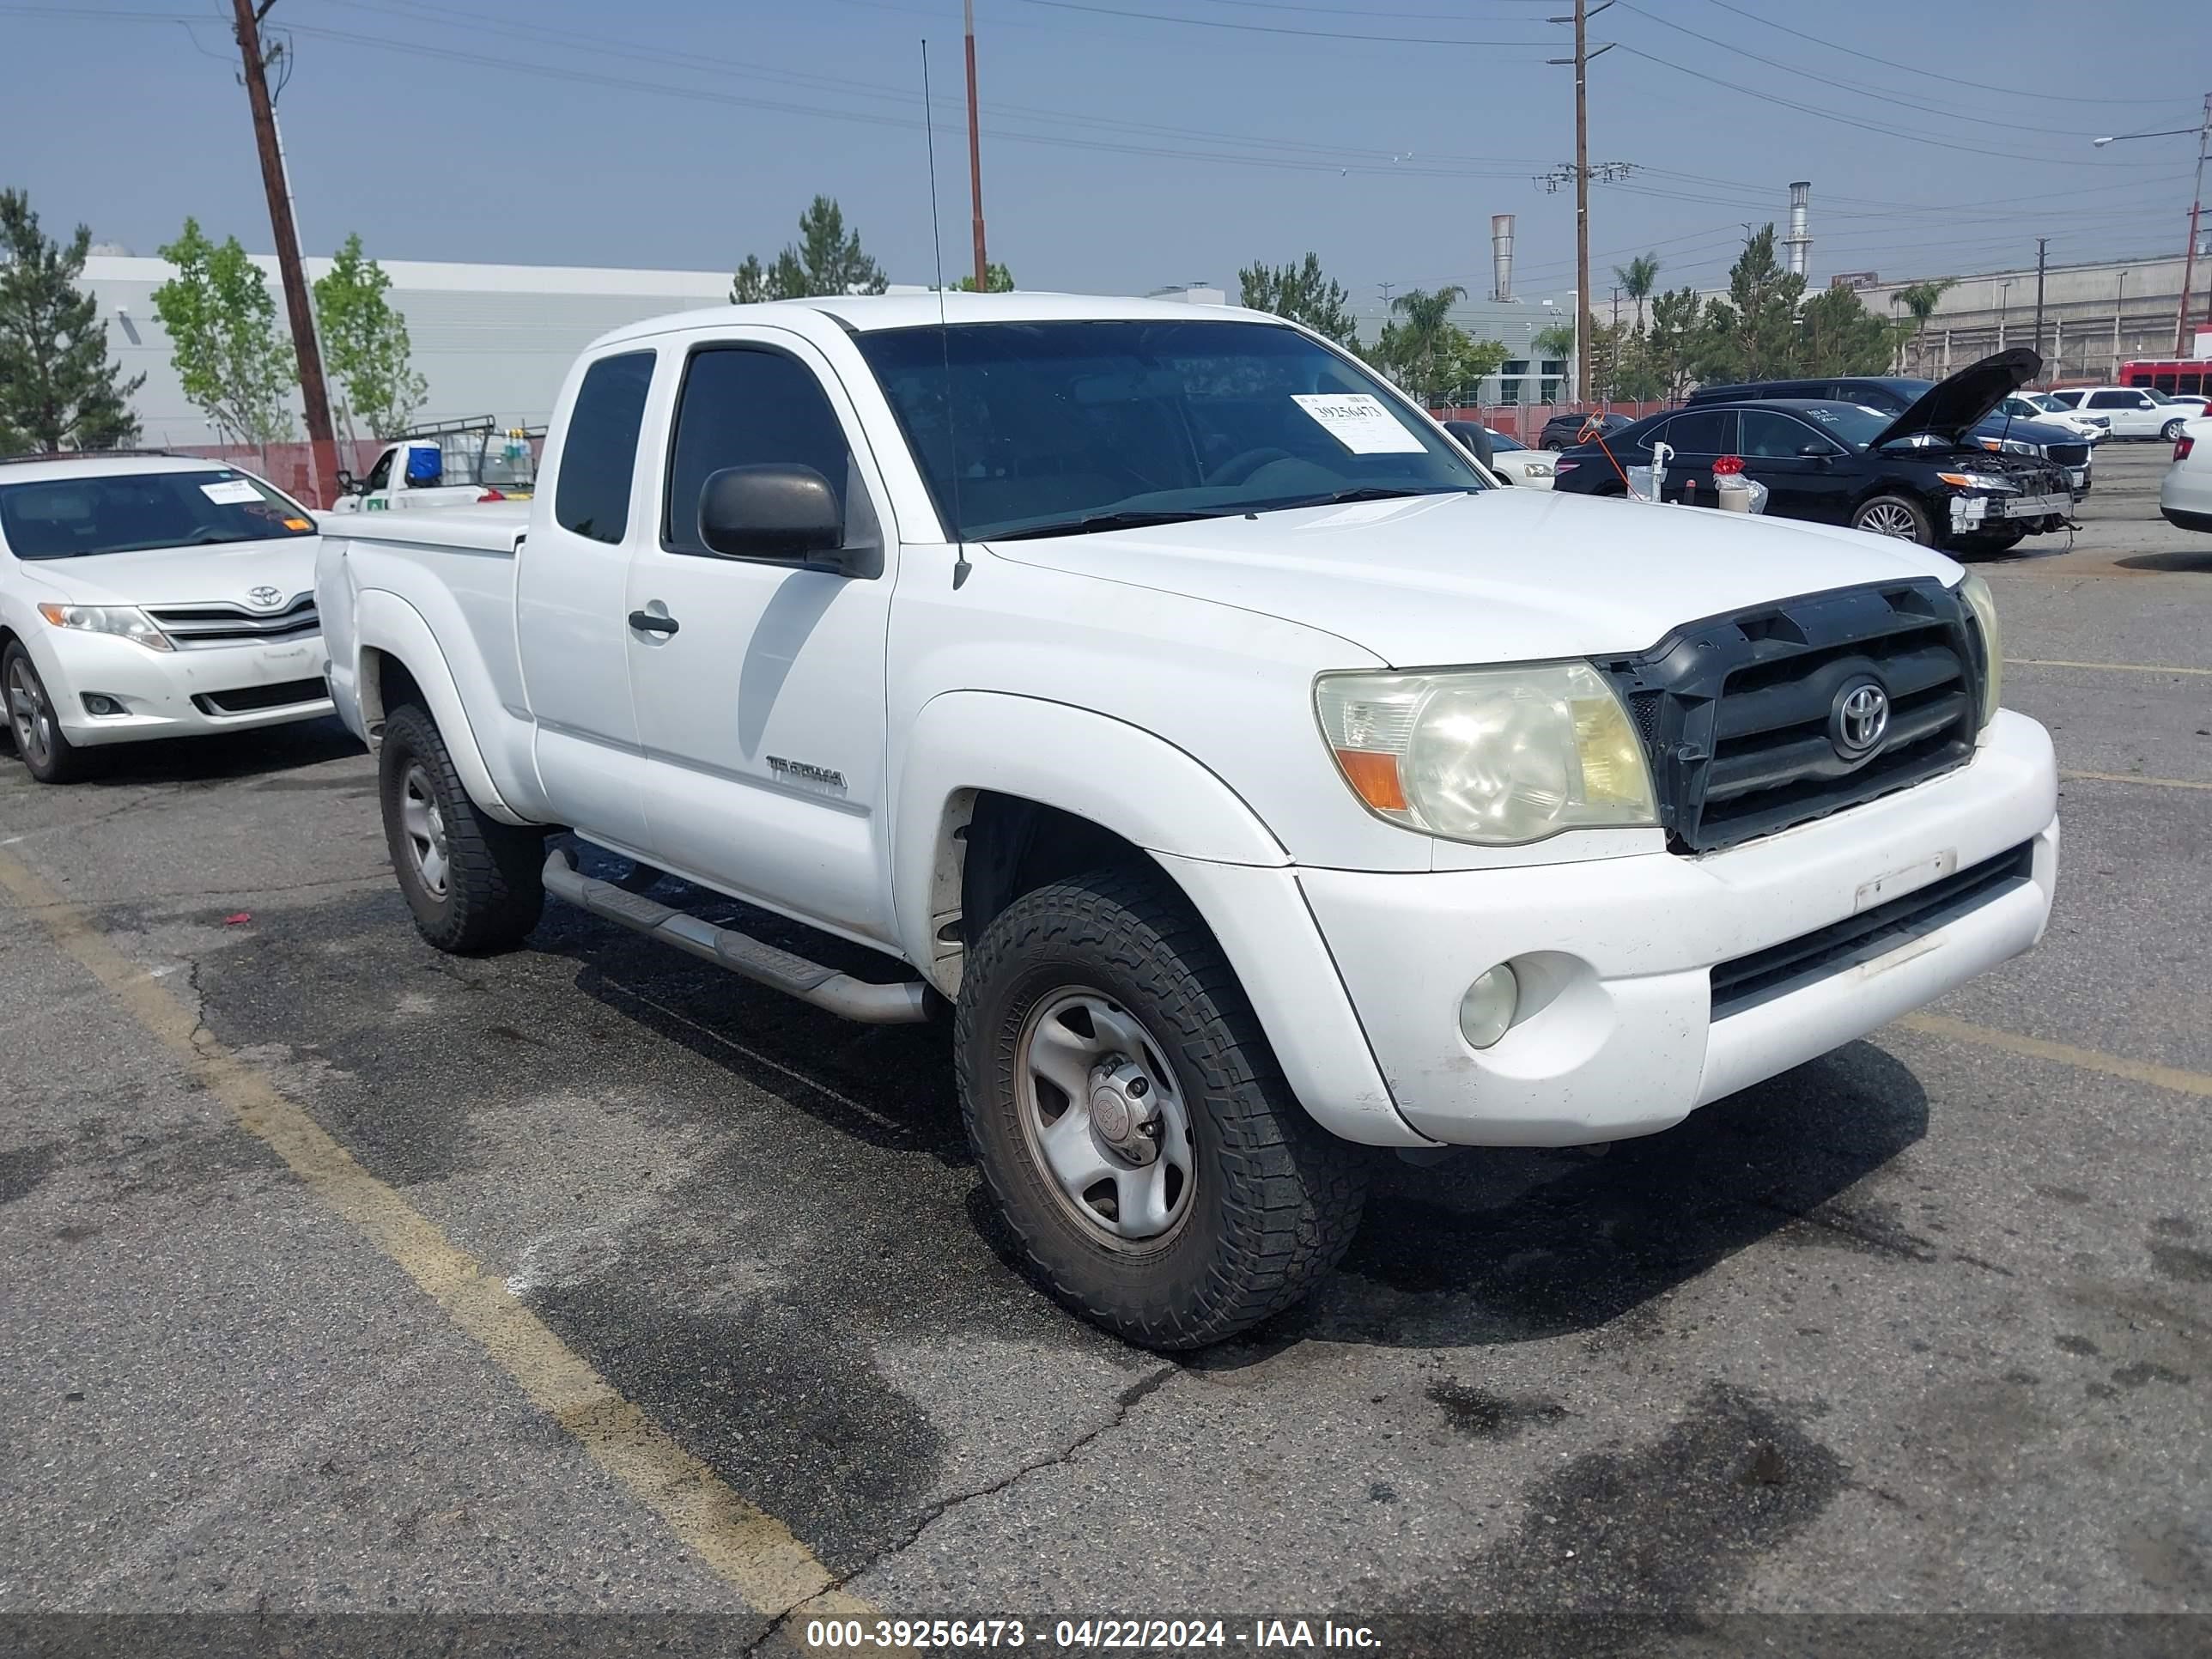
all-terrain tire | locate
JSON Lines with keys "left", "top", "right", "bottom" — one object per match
{"left": 379, "top": 701, "right": 544, "bottom": 953}
{"left": 954, "top": 866, "right": 1366, "bottom": 1351}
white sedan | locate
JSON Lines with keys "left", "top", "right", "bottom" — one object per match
{"left": 0, "top": 453, "right": 332, "bottom": 782}
{"left": 2160, "top": 416, "right": 2212, "bottom": 533}
{"left": 1442, "top": 421, "right": 1556, "bottom": 489}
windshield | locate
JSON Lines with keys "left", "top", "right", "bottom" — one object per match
{"left": 1487, "top": 430, "right": 1528, "bottom": 452}
{"left": 1792, "top": 403, "right": 1900, "bottom": 451}
{"left": 853, "top": 319, "right": 1485, "bottom": 541}
{"left": 0, "top": 469, "right": 314, "bottom": 560}
{"left": 2142, "top": 388, "right": 2175, "bottom": 404}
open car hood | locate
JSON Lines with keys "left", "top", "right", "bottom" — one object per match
{"left": 1869, "top": 348, "right": 2041, "bottom": 449}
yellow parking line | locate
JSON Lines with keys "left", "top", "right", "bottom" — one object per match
{"left": 1896, "top": 1012, "right": 2212, "bottom": 1100}
{"left": 2059, "top": 769, "right": 2212, "bottom": 793}
{"left": 0, "top": 846, "right": 874, "bottom": 1640}
{"left": 2007, "top": 658, "right": 2212, "bottom": 677}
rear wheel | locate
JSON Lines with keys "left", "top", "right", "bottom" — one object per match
{"left": 379, "top": 702, "right": 545, "bottom": 952}
{"left": 1853, "top": 493, "right": 1935, "bottom": 545}
{"left": 3, "top": 642, "right": 93, "bottom": 784}
{"left": 955, "top": 867, "right": 1365, "bottom": 1351}
{"left": 2163, "top": 417, "right": 2188, "bottom": 443}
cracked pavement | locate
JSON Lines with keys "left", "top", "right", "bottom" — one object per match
{"left": 1, "top": 446, "right": 2208, "bottom": 1639}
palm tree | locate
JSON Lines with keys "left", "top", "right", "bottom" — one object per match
{"left": 1385, "top": 284, "right": 1467, "bottom": 404}
{"left": 1890, "top": 278, "right": 1956, "bottom": 374}
{"left": 1612, "top": 252, "right": 1662, "bottom": 330}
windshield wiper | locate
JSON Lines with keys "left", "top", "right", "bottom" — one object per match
{"left": 987, "top": 507, "right": 1233, "bottom": 542}
{"left": 1255, "top": 485, "right": 1475, "bottom": 513}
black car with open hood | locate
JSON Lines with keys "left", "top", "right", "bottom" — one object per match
{"left": 1551, "top": 351, "right": 2074, "bottom": 554}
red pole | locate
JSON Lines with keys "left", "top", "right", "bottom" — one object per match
{"left": 964, "top": 0, "right": 988, "bottom": 293}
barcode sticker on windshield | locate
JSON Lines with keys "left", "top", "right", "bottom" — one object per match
{"left": 1292, "top": 393, "right": 1426, "bottom": 455}
{"left": 198, "top": 479, "right": 262, "bottom": 505}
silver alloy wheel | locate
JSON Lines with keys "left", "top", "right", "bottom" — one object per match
{"left": 6, "top": 657, "right": 52, "bottom": 771}
{"left": 2164, "top": 418, "right": 2187, "bottom": 443}
{"left": 399, "top": 763, "right": 451, "bottom": 896}
{"left": 1855, "top": 501, "right": 1920, "bottom": 540}
{"left": 1014, "top": 988, "right": 1196, "bottom": 1250}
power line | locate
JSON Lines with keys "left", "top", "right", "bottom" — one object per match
{"left": 1012, "top": 0, "right": 1556, "bottom": 46}
{"left": 1698, "top": 0, "right": 2200, "bottom": 108}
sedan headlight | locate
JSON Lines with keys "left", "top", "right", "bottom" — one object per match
{"left": 1977, "top": 436, "right": 2039, "bottom": 457}
{"left": 37, "top": 603, "right": 173, "bottom": 652}
{"left": 1316, "top": 661, "right": 1657, "bottom": 844}
{"left": 1936, "top": 471, "right": 2018, "bottom": 492}
{"left": 1955, "top": 571, "right": 2002, "bottom": 728}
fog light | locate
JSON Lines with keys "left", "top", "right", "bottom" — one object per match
{"left": 82, "top": 694, "right": 121, "bottom": 716}
{"left": 1458, "top": 963, "right": 1520, "bottom": 1049}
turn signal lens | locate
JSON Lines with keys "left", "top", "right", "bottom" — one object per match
{"left": 1333, "top": 747, "right": 1408, "bottom": 811}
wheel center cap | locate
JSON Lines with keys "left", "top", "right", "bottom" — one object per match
{"left": 1090, "top": 1084, "right": 1132, "bottom": 1142}
{"left": 1087, "top": 1058, "right": 1159, "bottom": 1164}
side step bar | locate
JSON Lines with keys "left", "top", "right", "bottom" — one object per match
{"left": 542, "top": 848, "right": 930, "bottom": 1024}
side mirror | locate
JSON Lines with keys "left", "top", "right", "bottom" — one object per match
{"left": 1798, "top": 441, "right": 1833, "bottom": 458}
{"left": 698, "top": 464, "right": 844, "bottom": 563}
{"left": 335, "top": 468, "right": 357, "bottom": 495}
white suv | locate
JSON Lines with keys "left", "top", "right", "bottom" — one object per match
{"left": 0, "top": 453, "right": 332, "bottom": 782}
{"left": 2044, "top": 386, "right": 2194, "bottom": 441}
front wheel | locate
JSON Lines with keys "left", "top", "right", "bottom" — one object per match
{"left": 1853, "top": 493, "right": 1935, "bottom": 545}
{"left": 378, "top": 702, "right": 545, "bottom": 952}
{"left": 3, "top": 642, "right": 93, "bottom": 784}
{"left": 954, "top": 868, "right": 1365, "bottom": 1351}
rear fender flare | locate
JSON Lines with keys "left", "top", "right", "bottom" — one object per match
{"left": 352, "top": 587, "right": 526, "bottom": 825}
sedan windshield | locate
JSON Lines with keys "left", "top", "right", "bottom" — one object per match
{"left": 0, "top": 470, "right": 314, "bottom": 560}
{"left": 853, "top": 319, "right": 1484, "bottom": 541}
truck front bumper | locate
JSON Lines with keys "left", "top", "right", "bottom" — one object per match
{"left": 1297, "top": 709, "right": 2057, "bottom": 1146}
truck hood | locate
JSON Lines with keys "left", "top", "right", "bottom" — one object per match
{"left": 984, "top": 489, "right": 1958, "bottom": 667}
{"left": 1870, "top": 349, "right": 2040, "bottom": 448}
{"left": 16, "top": 536, "right": 321, "bottom": 609}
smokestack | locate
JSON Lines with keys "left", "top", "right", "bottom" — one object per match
{"left": 1491, "top": 213, "right": 1515, "bottom": 302}
{"left": 1784, "top": 180, "right": 1811, "bottom": 278}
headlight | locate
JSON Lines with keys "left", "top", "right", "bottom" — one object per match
{"left": 1977, "top": 436, "right": 2039, "bottom": 457}
{"left": 1956, "top": 572, "right": 2001, "bottom": 728}
{"left": 1936, "top": 471, "right": 2018, "bottom": 492}
{"left": 36, "top": 603, "right": 172, "bottom": 652}
{"left": 1315, "top": 661, "right": 1657, "bottom": 845}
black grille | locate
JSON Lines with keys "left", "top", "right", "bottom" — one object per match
{"left": 1597, "top": 580, "right": 1987, "bottom": 854}
{"left": 2047, "top": 441, "right": 2089, "bottom": 467}
{"left": 1710, "top": 841, "right": 2034, "bottom": 1017}
{"left": 147, "top": 594, "right": 318, "bottom": 647}
{"left": 191, "top": 678, "right": 327, "bottom": 715}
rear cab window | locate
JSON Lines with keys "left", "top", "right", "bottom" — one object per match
{"left": 554, "top": 350, "right": 656, "bottom": 544}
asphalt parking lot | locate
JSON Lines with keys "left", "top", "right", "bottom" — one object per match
{"left": 2, "top": 442, "right": 2207, "bottom": 1652}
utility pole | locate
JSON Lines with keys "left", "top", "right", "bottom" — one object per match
{"left": 963, "top": 0, "right": 989, "bottom": 293}
{"left": 228, "top": 0, "right": 338, "bottom": 504}
{"left": 2178, "top": 91, "right": 2209, "bottom": 354}
{"left": 1547, "top": 1, "right": 1613, "bottom": 402}
{"left": 2030, "top": 236, "right": 2048, "bottom": 382}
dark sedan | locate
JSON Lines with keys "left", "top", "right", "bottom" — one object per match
{"left": 1536, "top": 410, "right": 1635, "bottom": 450}
{"left": 1550, "top": 351, "right": 2073, "bottom": 554}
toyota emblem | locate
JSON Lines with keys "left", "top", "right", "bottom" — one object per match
{"left": 246, "top": 586, "right": 285, "bottom": 609}
{"left": 1830, "top": 679, "right": 1891, "bottom": 759}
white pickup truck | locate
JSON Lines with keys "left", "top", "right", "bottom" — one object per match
{"left": 316, "top": 294, "right": 2059, "bottom": 1350}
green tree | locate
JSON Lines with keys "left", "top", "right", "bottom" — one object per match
{"left": 731, "top": 196, "right": 887, "bottom": 301}
{"left": 1796, "top": 283, "right": 1897, "bottom": 376}
{"left": 1237, "top": 253, "right": 1358, "bottom": 348}
{"left": 0, "top": 187, "right": 142, "bottom": 452}
{"left": 312, "top": 233, "right": 425, "bottom": 441}
{"left": 954, "top": 261, "right": 1014, "bottom": 293}
{"left": 1374, "top": 286, "right": 1466, "bottom": 405}
{"left": 1890, "top": 278, "right": 1956, "bottom": 374}
{"left": 1612, "top": 252, "right": 1662, "bottom": 331}
{"left": 151, "top": 218, "right": 296, "bottom": 444}
{"left": 1531, "top": 320, "right": 1578, "bottom": 362}
{"left": 1644, "top": 285, "right": 1712, "bottom": 400}
{"left": 1701, "top": 226, "right": 1805, "bottom": 384}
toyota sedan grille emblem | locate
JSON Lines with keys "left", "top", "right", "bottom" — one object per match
{"left": 247, "top": 586, "right": 285, "bottom": 609}
{"left": 1831, "top": 679, "right": 1890, "bottom": 759}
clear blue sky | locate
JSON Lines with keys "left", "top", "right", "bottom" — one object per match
{"left": 4, "top": 0, "right": 2206, "bottom": 333}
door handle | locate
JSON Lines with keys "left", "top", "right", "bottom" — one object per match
{"left": 628, "top": 610, "right": 678, "bottom": 635}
